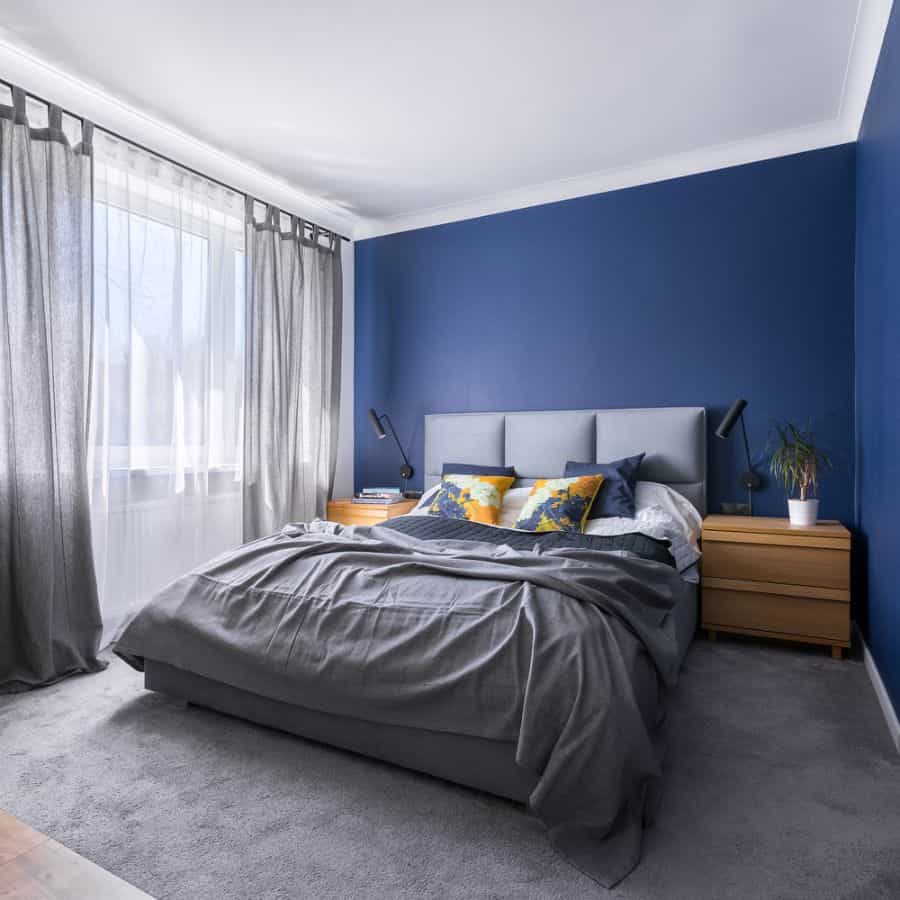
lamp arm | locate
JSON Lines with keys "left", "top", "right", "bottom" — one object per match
{"left": 380, "top": 414, "right": 412, "bottom": 471}
{"left": 740, "top": 413, "right": 753, "bottom": 474}
{"left": 737, "top": 413, "right": 762, "bottom": 513}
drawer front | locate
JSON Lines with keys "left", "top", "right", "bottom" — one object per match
{"left": 703, "top": 541, "right": 849, "bottom": 590}
{"left": 703, "top": 587, "right": 850, "bottom": 641}
{"left": 327, "top": 507, "right": 387, "bottom": 526}
{"left": 328, "top": 501, "right": 415, "bottom": 526}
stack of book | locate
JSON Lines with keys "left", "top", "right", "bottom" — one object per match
{"left": 352, "top": 487, "right": 404, "bottom": 504}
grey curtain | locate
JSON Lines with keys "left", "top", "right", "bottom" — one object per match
{"left": 0, "top": 87, "right": 105, "bottom": 691}
{"left": 243, "top": 201, "right": 343, "bottom": 539}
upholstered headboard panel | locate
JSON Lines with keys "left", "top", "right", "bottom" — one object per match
{"left": 424, "top": 407, "right": 707, "bottom": 515}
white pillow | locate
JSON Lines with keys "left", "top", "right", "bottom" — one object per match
{"left": 584, "top": 481, "right": 702, "bottom": 577}
{"left": 635, "top": 482, "right": 702, "bottom": 538}
{"left": 497, "top": 486, "right": 532, "bottom": 528}
{"left": 411, "top": 484, "right": 441, "bottom": 513}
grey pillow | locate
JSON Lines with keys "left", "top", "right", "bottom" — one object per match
{"left": 564, "top": 454, "right": 645, "bottom": 519}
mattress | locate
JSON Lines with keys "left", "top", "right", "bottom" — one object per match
{"left": 141, "top": 580, "right": 696, "bottom": 804}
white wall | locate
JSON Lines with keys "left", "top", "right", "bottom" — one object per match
{"left": 332, "top": 241, "right": 355, "bottom": 498}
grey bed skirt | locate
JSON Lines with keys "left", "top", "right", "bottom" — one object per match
{"left": 141, "top": 583, "right": 697, "bottom": 804}
{"left": 146, "top": 659, "right": 537, "bottom": 801}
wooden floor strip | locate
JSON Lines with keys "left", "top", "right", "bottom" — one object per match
{"left": 0, "top": 811, "right": 48, "bottom": 867}
{"left": 0, "top": 810, "right": 153, "bottom": 900}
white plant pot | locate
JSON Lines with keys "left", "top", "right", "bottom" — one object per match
{"left": 788, "top": 498, "right": 819, "bottom": 526}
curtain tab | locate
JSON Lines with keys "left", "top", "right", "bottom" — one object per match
{"left": 245, "top": 194, "right": 255, "bottom": 225}
{"left": 80, "top": 120, "right": 93, "bottom": 153}
{"left": 11, "top": 86, "right": 27, "bottom": 124}
{"left": 48, "top": 105, "right": 62, "bottom": 132}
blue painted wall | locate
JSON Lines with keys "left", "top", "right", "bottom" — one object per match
{"left": 856, "top": 4, "right": 900, "bottom": 711}
{"left": 355, "top": 146, "right": 857, "bottom": 523}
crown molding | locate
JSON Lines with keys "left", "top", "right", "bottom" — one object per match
{"left": 840, "top": 0, "right": 894, "bottom": 138}
{"left": 0, "top": 35, "right": 360, "bottom": 240}
{"left": 354, "top": 0, "right": 893, "bottom": 241}
{"left": 353, "top": 120, "right": 851, "bottom": 240}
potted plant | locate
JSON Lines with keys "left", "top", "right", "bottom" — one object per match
{"left": 769, "top": 421, "right": 832, "bottom": 526}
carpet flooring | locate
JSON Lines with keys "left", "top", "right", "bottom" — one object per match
{"left": 1, "top": 637, "right": 898, "bottom": 900}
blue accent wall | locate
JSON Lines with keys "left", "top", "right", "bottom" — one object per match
{"left": 355, "top": 145, "right": 857, "bottom": 523}
{"left": 856, "top": 4, "right": 900, "bottom": 711}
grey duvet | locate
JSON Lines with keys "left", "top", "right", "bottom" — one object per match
{"left": 115, "top": 516, "right": 687, "bottom": 887}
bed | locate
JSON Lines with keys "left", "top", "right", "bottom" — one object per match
{"left": 115, "top": 406, "right": 706, "bottom": 887}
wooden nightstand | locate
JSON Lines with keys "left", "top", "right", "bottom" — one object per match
{"left": 701, "top": 515, "right": 851, "bottom": 659}
{"left": 326, "top": 497, "right": 418, "bottom": 526}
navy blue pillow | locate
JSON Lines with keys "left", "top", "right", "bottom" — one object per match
{"left": 564, "top": 454, "right": 645, "bottom": 519}
{"left": 442, "top": 463, "right": 517, "bottom": 478}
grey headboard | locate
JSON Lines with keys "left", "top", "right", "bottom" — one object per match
{"left": 424, "top": 407, "right": 707, "bottom": 516}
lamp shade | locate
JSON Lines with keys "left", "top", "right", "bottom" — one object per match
{"left": 368, "top": 408, "right": 387, "bottom": 440}
{"left": 715, "top": 399, "right": 747, "bottom": 440}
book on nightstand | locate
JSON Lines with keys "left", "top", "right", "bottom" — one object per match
{"left": 352, "top": 488, "right": 403, "bottom": 504}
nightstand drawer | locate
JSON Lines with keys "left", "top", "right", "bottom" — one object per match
{"left": 703, "top": 541, "right": 849, "bottom": 591}
{"left": 703, "top": 587, "right": 850, "bottom": 642}
{"left": 327, "top": 499, "right": 417, "bottom": 526}
{"left": 330, "top": 507, "right": 387, "bottom": 525}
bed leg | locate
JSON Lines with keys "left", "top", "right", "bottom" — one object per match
{"left": 707, "top": 629, "right": 717, "bottom": 642}
{"left": 831, "top": 645, "right": 843, "bottom": 660}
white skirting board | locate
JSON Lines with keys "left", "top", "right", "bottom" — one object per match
{"left": 862, "top": 636, "right": 900, "bottom": 755}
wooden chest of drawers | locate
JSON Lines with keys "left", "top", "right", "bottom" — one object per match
{"left": 701, "top": 515, "right": 851, "bottom": 658}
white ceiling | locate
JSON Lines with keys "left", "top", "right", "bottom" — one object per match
{"left": 0, "top": 1, "right": 892, "bottom": 238}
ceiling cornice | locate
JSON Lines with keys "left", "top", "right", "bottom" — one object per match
{"left": 354, "top": 0, "right": 894, "bottom": 241}
{"left": 0, "top": 35, "right": 362, "bottom": 240}
{"left": 354, "top": 119, "right": 851, "bottom": 241}
{"left": 839, "top": 0, "right": 895, "bottom": 137}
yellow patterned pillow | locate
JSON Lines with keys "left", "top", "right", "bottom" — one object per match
{"left": 513, "top": 475, "right": 605, "bottom": 533}
{"left": 428, "top": 474, "right": 516, "bottom": 525}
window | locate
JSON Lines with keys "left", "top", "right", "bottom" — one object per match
{"left": 89, "top": 133, "right": 247, "bottom": 641}
{"left": 91, "top": 143, "right": 245, "bottom": 478}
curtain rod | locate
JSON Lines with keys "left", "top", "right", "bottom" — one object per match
{"left": 0, "top": 79, "right": 350, "bottom": 243}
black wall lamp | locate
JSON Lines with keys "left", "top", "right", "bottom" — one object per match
{"left": 715, "top": 398, "right": 761, "bottom": 514}
{"left": 368, "top": 408, "right": 414, "bottom": 489}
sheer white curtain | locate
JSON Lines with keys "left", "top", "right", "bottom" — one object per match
{"left": 89, "top": 133, "right": 245, "bottom": 642}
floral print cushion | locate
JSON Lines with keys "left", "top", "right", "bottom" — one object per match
{"left": 513, "top": 475, "right": 605, "bottom": 533}
{"left": 428, "top": 474, "right": 516, "bottom": 525}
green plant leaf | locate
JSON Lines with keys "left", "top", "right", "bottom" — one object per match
{"left": 767, "top": 419, "right": 830, "bottom": 498}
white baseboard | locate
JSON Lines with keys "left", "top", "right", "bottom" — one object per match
{"left": 862, "top": 636, "right": 900, "bottom": 755}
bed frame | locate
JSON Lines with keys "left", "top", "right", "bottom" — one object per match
{"left": 142, "top": 406, "right": 707, "bottom": 802}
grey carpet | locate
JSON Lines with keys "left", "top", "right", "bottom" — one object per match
{"left": 1, "top": 638, "right": 898, "bottom": 900}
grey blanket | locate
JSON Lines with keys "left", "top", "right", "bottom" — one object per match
{"left": 115, "top": 519, "right": 686, "bottom": 886}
